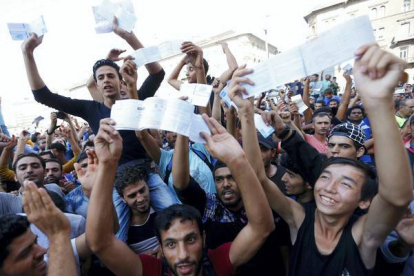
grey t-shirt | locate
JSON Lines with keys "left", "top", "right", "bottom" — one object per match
{"left": 0, "top": 184, "right": 64, "bottom": 216}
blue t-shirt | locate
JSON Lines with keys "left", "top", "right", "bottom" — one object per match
{"left": 159, "top": 143, "right": 216, "bottom": 195}
{"left": 65, "top": 186, "right": 89, "bottom": 218}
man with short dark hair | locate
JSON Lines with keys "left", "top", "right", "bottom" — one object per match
{"left": 85, "top": 117, "right": 275, "bottom": 276}
{"left": 44, "top": 158, "right": 63, "bottom": 185}
{"left": 396, "top": 98, "right": 414, "bottom": 128}
{"left": 303, "top": 113, "right": 331, "bottom": 154}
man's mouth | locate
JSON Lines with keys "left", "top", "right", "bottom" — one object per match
{"left": 35, "top": 260, "right": 46, "bottom": 271}
{"left": 320, "top": 194, "right": 338, "bottom": 205}
{"left": 176, "top": 262, "right": 195, "bottom": 275}
{"left": 222, "top": 190, "right": 234, "bottom": 200}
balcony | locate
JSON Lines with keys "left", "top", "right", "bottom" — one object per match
{"left": 394, "top": 33, "right": 414, "bottom": 43}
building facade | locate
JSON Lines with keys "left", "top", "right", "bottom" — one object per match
{"left": 304, "top": 0, "right": 414, "bottom": 80}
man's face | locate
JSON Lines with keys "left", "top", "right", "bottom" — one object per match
{"left": 314, "top": 103, "right": 324, "bottom": 110}
{"left": 325, "top": 92, "right": 333, "bottom": 99}
{"left": 160, "top": 219, "right": 203, "bottom": 276}
{"left": 311, "top": 75, "right": 318, "bottom": 82}
{"left": 329, "top": 100, "right": 338, "bottom": 108}
{"left": 52, "top": 138, "right": 65, "bottom": 147}
{"left": 400, "top": 100, "right": 414, "bottom": 118}
{"left": 186, "top": 64, "right": 197, "bottom": 84}
{"left": 325, "top": 74, "right": 331, "bottom": 81}
{"left": 165, "top": 132, "right": 177, "bottom": 148}
{"left": 15, "top": 157, "right": 44, "bottom": 187}
{"left": 348, "top": 108, "right": 364, "bottom": 123}
{"left": 120, "top": 81, "right": 129, "bottom": 99}
{"left": 1, "top": 230, "right": 47, "bottom": 276}
{"left": 44, "top": 162, "right": 62, "bottom": 184}
{"left": 327, "top": 136, "right": 363, "bottom": 159}
{"left": 95, "top": 65, "right": 121, "bottom": 99}
{"left": 260, "top": 146, "right": 276, "bottom": 167}
{"left": 78, "top": 158, "right": 89, "bottom": 174}
{"left": 37, "top": 139, "right": 46, "bottom": 151}
{"left": 314, "top": 164, "right": 366, "bottom": 216}
{"left": 121, "top": 180, "right": 150, "bottom": 215}
{"left": 281, "top": 170, "right": 308, "bottom": 196}
{"left": 313, "top": 115, "right": 331, "bottom": 136}
{"left": 214, "top": 167, "right": 242, "bottom": 210}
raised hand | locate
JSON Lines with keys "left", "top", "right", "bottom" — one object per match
{"left": 261, "top": 110, "right": 286, "bottom": 134}
{"left": 343, "top": 72, "right": 352, "bottom": 83}
{"left": 354, "top": 44, "right": 408, "bottom": 102}
{"left": 74, "top": 150, "right": 99, "bottom": 194}
{"left": 227, "top": 64, "right": 254, "bottom": 110}
{"left": 21, "top": 33, "right": 43, "bottom": 54}
{"left": 94, "top": 119, "right": 123, "bottom": 164}
{"left": 106, "top": 48, "right": 127, "bottom": 61}
{"left": 181, "top": 42, "right": 204, "bottom": 69}
{"left": 112, "top": 16, "right": 132, "bottom": 40}
{"left": 22, "top": 181, "right": 71, "bottom": 237}
{"left": 200, "top": 114, "right": 245, "bottom": 164}
{"left": 0, "top": 133, "right": 12, "bottom": 149}
{"left": 19, "top": 130, "right": 30, "bottom": 143}
{"left": 120, "top": 57, "right": 138, "bottom": 86}
{"left": 289, "top": 102, "right": 299, "bottom": 116}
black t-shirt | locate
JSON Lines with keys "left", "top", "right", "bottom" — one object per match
{"left": 290, "top": 202, "right": 372, "bottom": 276}
{"left": 177, "top": 178, "right": 291, "bottom": 276}
{"left": 32, "top": 70, "right": 165, "bottom": 165}
{"left": 127, "top": 211, "right": 159, "bottom": 254}
{"left": 268, "top": 163, "right": 287, "bottom": 195}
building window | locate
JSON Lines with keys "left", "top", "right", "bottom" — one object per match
{"left": 370, "top": 8, "right": 377, "bottom": 19}
{"left": 311, "top": 25, "right": 316, "bottom": 35}
{"left": 401, "top": 22, "right": 411, "bottom": 34}
{"left": 378, "top": 27, "right": 385, "bottom": 39}
{"left": 400, "top": 47, "right": 408, "bottom": 60}
{"left": 379, "top": 6, "right": 386, "bottom": 17}
{"left": 404, "top": 0, "right": 411, "bottom": 12}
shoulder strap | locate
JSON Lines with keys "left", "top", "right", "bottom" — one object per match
{"left": 189, "top": 144, "right": 217, "bottom": 171}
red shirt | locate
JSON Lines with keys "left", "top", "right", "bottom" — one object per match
{"left": 140, "top": 242, "right": 235, "bottom": 276}
{"left": 305, "top": 134, "right": 327, "bottom": 155}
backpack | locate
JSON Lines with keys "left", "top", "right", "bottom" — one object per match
{"left": 163, "top": 144, "right": 217, "bottom": 185}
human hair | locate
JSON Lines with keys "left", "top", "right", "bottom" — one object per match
{"left": 330, "top": 98, "right": 339, "bottom": 104}
{"left": 93, "top": 59, "right": 122, "bottom": 81}
{"left": 203, "top": 58, "right": 209, "bottom": 74}
{"left": 280, "top": 154, "right": 305, "bottom": 179}
{"left": 82, "top": 140, "right": 94, "bottom": 151}
{"left": 0, "top": 215, "right": 30, "bottom": 267}
{"left": 315, "top": 100, "right": 325, "bottom": 105}
{"left": 49, "top": 143, "right": 67, "bottom": 154}
{"left": 13, "top": 153, "right": 45, "bottom": 172}
{"left": 312, "top": 112, "right": 332, "bottom": 121}
{"left": 346, "top": 105, "right": 365, "bottom": 118}
{"left": 76, "top": 151, "right": 88, "bottom": 163}
{"left": 314, "top": 107, "right": 332, "bottom": 115}
{"left": 154, "top": 204, "right": 203, "bottom": 244}
{"left": 213, "top": 159, "right": 227, "bottom": 174}
{"left": 45, "top": 158, "right": 63, "bottom": 172}
{"left": 39, "top": 150, "right": 56, "bottom": 159}
{"left": 114, "top": 165, "right": 149, "bottom": 197}
{"left": 324, "top": 88, "right": 333, "bottom": 94}
{"left": 321, "top": 157, "right": 378, "bottom": 201}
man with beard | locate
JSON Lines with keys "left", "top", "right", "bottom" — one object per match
{"left": 114, "top": 165, "right": 159, "bottom": 255}
{"left": 347, "top": 106, "right": 374, "bottom": 164}
{"left": 44, "top": 158, "right": 76, "bottom": 194}
{"left": 0, "top": 153, "right": 65, "bottom": 216}
{"left": 395, "top": 99, "right": 414, "bottom": 128}
{"left": 86, "top": 117, "right": 274, "bottom": 276}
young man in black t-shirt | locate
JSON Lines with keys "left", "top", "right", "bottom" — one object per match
{"left": 229, "top": 47, "right": 413, "bottom": 275}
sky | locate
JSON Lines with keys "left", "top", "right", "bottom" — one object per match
{"left": 0, "top": 0, "right": 320, "bottom": 123}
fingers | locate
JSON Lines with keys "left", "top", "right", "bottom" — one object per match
{"left": 97, "top": 119, "right": 118, "bottom": 143}
{"left": 354, "top": 43, "right": 377, "bottom": 58}
{"left": 39, "top": 188, "right": 54, "bottom": 213}
{"left": 74, "top": 163, "right": 83, "bottom": 178}
{"left": 207, "top": 117, "right": 227, "bottom": 134}
{"left": 178, "top": 96, "right": 189, "bottom": 101}
{"left": 202, "top": 114, "right": 219, "bottom": 136}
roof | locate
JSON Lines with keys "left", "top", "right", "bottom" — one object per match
{"left": 304, "top": 0, "right": 346, "bottom": 22}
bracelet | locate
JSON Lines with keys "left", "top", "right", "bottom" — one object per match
{"left": 276, "top": 125, "right": 291, "bottom": 140}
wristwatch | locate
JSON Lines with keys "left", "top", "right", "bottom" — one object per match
{"left": 276, "top": 125, "right": 291, "bottom": 139}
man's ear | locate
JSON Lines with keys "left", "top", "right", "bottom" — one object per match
{"left": 271, "top": 148, "right": 277, "bottom": 158}
{"left": 358, "top": 199, "right": 371, "bottom": 210}
{"left": 356, "top": 146, "right": 365, "bottom": 158}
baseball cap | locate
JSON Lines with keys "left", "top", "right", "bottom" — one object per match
{"left": 328, "top": 123, "right": 366, "bottom": 147}
{"left": 258, "top": 133, "right": 277, "bottom": 149}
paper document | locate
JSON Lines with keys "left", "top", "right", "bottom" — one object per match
{"left": 342, "top": 64, "right": 353, "bottom": 75}
{"left": 95, "top": 0, "right": 136, "bottom": 33}
{"left": 110, "top": 98, "right": 211, "bottom": 143}
{"left": 291, "top": 95, "right": 309, "bottom": 114}
{"left": 180, "top": 84, "right": 212, "bottom": 107}
{"left": 395, "top": 88, "right": 405, "bottom": 94}
{"left": 8, "top": 16, "right": 47, "bottom": 40}
{"left": 242, "top": 16, "right": 374, "bottom": 98}
{"left": 254, "top": 113, "right": 275, "bottom": 138}
{"left": 131, "top": 40, "right": 183, "bottom": 67}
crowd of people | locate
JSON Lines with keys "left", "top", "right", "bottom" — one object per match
{"left": 1, "top": 16, "right": 414, "bottom": 276}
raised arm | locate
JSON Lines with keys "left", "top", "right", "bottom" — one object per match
{"left": 113, "top": 17, "right": 162, "bottom": 75}
{"left": 167, "top": 55, "right": 187, "bottom": 91}
{"left": 135, "top": 130, "right": 161, "bottom": 164}
{"left": 23, "top": 182, "right": 77, "bottom": 276}
{"left": 218, "top": 42, "right": 238, "bottom": 83}
{"left": 21, "top": 34, "right": 46, "bottom": 90}
{"left": 352, "top": 45, "right": 413, "bottom": 267}
{"left": 119, "top": 57, "right": 138, "bottom": 99}
{"left": 172, "top": 134, "right": 190, "bottom": 191}
{"left": 86, "top": 119, "right": 142, "bottom": 276}
{"left": 211, "top": 79, "right": 224, "bottom": 122}
{"left": 13, "top": 131, "right": 30, "bottom": 165}
{"left": 335, "top": 73, "right": 352, "bottom": 121}
{"left": 200, "top": 114, "right": 274, "bottom": 268}
{"left": 227, "top": 66, "right": 305, "bottom": 232}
